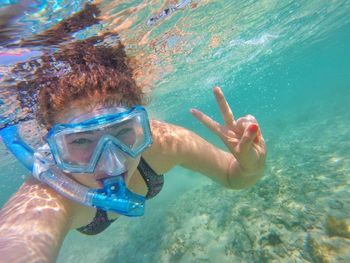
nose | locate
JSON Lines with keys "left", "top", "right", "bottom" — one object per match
{"left": 95, "top": 142, "right": 127, "bottom": 177}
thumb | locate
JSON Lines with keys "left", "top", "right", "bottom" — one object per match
{"left": 238, "top": 123, "right": 259, "bottom": 154}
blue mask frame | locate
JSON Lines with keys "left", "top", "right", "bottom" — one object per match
{"left": 47, "top": 105, "right": 153, "bottom": 174}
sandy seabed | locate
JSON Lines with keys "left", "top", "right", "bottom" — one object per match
{"left": 58, "top": 112, "right": 350, "bottom": 263}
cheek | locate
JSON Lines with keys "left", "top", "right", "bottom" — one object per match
{"left": 64, "top": 140, "right": 98, "bottom": 164}
{"left": 118, "top": 131, "right": 136, "bottom": 147}
{"left": 124, "top": 134, "right": 136, "bottom": 146}
{"left": 66, "top": 147, "right": 94, "bottom": 163}
{"left": 125, "top": 156, "right": 140, "bottom": 180}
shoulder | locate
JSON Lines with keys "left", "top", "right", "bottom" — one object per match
{"left": 141, "top": 119, "right": 190, "bottom": 174}
{"left": 149, "top": 119, "right": 182, "bottom": 148}
{"left": 145, "top": 119, "right": 233, "bottom": 188}
{"left": 149, "top": 119, "right": 196, "bottom": 154}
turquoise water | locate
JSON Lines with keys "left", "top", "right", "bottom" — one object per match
{"left": 1, "top": 0, "right": 350, "bottom": 262}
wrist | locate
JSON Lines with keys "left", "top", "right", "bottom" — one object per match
{"left": 227, "top": 157, "right": 264, "bottom": 189}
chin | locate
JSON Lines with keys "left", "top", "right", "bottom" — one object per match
{"left": 68, "top": 173, "right": 100, "bottom": 189}
{"left": 80, "top": 180, "right": 101, "bottom": 189}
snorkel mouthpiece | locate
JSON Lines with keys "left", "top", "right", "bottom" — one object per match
{"left": 91, "top": 176, "right": 145, "bottom": 216}
{"left": 31, "top": 144, "right": 145, "bottom": 217}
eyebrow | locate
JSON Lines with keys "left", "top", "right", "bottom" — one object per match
{"left": 65, "top": 130, "right": 95, "bottom": 138}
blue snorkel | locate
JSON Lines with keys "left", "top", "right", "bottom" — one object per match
{"left": 92, "top": 176, "right": 145, "bottom": 215}
{"left": 0, "top": 125, "right": 34, "bottom": 171}
{"left": 0, "top": 124, "right": 146, "bottom": 217}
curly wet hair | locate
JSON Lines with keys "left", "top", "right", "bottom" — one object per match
{"left": 11, "top": 3, "right": 145, "bottom": 129}
{"left": 36, "top": 36, "right": 145, "bottom": 128}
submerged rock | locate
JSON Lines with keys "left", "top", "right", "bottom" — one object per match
{"left": 307, "top": 231, "right": 350, "bottom": 263}
{"left": 326, "top": 216, "right": 350, "bottom": 239}
{"left": 267, "top": 232, "right": 282, "bottom": 246}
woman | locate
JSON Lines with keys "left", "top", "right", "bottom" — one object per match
{"left": 0, "top": 6, "right": 266, "bottom": 263}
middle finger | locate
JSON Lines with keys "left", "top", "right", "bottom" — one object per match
{"left": 213, "top": 87, "right": 236, "bottom": 130}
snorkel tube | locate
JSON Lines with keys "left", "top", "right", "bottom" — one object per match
{"left": 0, "top": 125, "right": 145, "bottom": 216}
{"left": 0, "top": 125, "right": 34, "bottom": 171}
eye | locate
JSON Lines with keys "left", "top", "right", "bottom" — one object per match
{"left": 70, "top": 138, "right": 93, "bottom": 145}
{"left": 115, "top": 128, "right": 132, "bottom": 137}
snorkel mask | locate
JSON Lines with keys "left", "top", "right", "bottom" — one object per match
{"left": 0, "top": 106, "right": 153, "bottom": 216}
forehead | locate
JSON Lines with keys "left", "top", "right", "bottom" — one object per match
{"left": 54, "top": 102, "right": 128, "bottom": 124}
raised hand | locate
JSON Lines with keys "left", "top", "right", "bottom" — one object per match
{"left": 190, "top": 86, "right": 266, "bottom": 177}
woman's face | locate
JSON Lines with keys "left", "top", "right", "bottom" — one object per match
{"left": 53, "top": 103, "right": 141, "bottom": 189}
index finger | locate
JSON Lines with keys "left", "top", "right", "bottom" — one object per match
{"left": 190, "top": 108, "right": 221, "bottom": 135}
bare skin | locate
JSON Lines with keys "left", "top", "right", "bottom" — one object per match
{"left": 0, "top": 86, "right": 266, "bottom": 263}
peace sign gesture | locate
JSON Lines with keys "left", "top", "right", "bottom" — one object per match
{"left": 190, "top": 87, "right": 266, "bottom": 177}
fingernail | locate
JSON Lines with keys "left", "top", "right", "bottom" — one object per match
{"left": 254, "top": 136, "right": 259, "bottom": 143}
{"left": 248, "top": 124, "right": 258, "bottom": 133}
{"left": 254, "top": 129, "right": 261, "bottom": 143}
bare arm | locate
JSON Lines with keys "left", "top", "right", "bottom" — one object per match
{"left": 0, "top": 177, "right": 75, "bottom": 263}
{"left": 149, "top": 121, "right": 262, "bottom": 189}
{"left": 147, "top": 87, "right": 266, "bottom": 189}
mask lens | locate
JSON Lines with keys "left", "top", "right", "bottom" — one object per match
{"left": 56, "top": 129, "right": 100, "bottom": 166}
{"left": 53, "top": 112, "right": 149, "bottom": 168}
{"left": 108, "top": 115, "right": 146, "bottom": 154}
{"left": 107, "top": 119, "right": 137, "bottom": 148}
